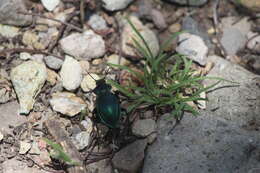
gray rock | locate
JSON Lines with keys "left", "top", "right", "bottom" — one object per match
{"left": 143, "top": 56, "right": 260, "bottom": 173}
{"left": 176, "top": 33, "right": 208, "bottom": 65}
{"left": 88, "top": 14, "right": 108, "bottom": 31}
{"left": 121, "top": 16, "right": 159, "bottom": 59}
{"left": 0, "top": 101, "right": 27, "bottom": 133}
{"left": 72, "top": 131, "right": 90, "bottom": 150}
{"left": 59, "top": 30, "right": 105, "bottom": 60}
{"left": 221, "top": 17, "right": 251, "bottom": 36}
{"left": 182, "top": 16, "right": 212, "bottom": 48}
{"left": 44, "top": 55, "right": 63, "bottom": 70}
{"left": 0, "top": 0, "right": 32, "bottom": 26}
{"left": 143, "top": 113, "right": 260, "bottom": 173}
{"left": 87, "top": 158, "right": 112, "bottom": 173}
{"left": 220, "top": 28, "right": 247, "bottom": 55}
{"left": 60, "top": 56, "right": 82, "bottom": 91}
{"left": 112, "top": 139, "right": 148, "bottom": 173}
{"left": 11, "top": 61, "right": 47, "bottom": 114}
{"left": 132, "top": 119, "right": 156, "bottom": 137}
{"left": 163, "top": 0, "right": 208, "bottom": 6}
{"left": 150, "top": 9, "right": 167, "bottom": 30}
{"left": 102, "top": 0, "right": 134, "bottom": 11}
{"left": 205, "top": 55, "right": 260, "bottom": 126}
{"left": 41, "top": 0, "right": 60, "bottom": 11}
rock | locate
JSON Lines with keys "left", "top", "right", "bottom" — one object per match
{"left": 239, "top": 0, "right": 260, "bottom": 12}
{"left": 121, "top": 16, "right": 159, "bottom": 59}
{"left": 59, "top": 30, "right": 105, "bottom": 60}
{"left": 72, "top": 131, "right": 90, "bottom": 150}
{"left": 80, "top": 73, "right": 100, "bottom": 92}
{"left": 19, "top": 141, "right": 31, "bottom": 154}
{"left": 176, "top": 33, "right": 208, "bottom": 65}
{"left": 112, "top": 139, "right": 147, "bottom": 173}
{"left": 132, "top": 119, "right": 156, "bottom": 137}
{"left": 79, "top": 60, "right": 90, "bottom": 75}
{"left": 60, "top": 56, "right": 82, "bottom": 91}
{"left": 88, "top": 14, "right": 108, "bottom": 31}
{"left": 80, "top": 118, "right": 93, "bottom": 133}
{"left": 0, "top": 24, "right": 20, "bottom": 38}
{"left": 143, "top": 113, "right": 260, "bottom": 173}
{"left": 147, "top": 132, "right": 157, "bottom": 144}
{"left": 220, "top": 28, "right": 247, "bottom": 55}
{"left": 41, "top": 0, "right": 60, "bottom": 11}
{"left": 0, "top": 0, "right": 32, "bottom": 26}
{"left": 2, "top": 158, "right": 48, "bottom": 173}
{"left": 247, "top": 32, "right": 260, "bottom": 51}
{"left": 150, "top": 9, "right": 167, "bottom": 30}
{"left": 29, "top": 141, "right": 41, "bottom": 155}
{"left": 221, "top": 17, "right": 251, "bottom": 36}
{"left": 46, "top": 69, "right": 59, "bottom": 86}
{"left": 162, "top": 0, "right": 208, "bottom": 6}
{"left": 107, "top": 54, "right": 130, "bottom": 68}
{"left": 44, "top": 56, "right": 63, "bottom": 70}
{"left": 205, "top": 55, "right": 260, "bottom": 126}
{"left": 87, "top": 158, "right": 112, "bottom": 173}
{"left": 31, "top": 54, "right": 44, "bottom": 63}
{"left": 182, "top": 16, "right": 212, "bottom": 48}
{"left": 50, "top": 92, "right": 87, "bottom": 117}
{"left": 102, "top": 0, "right": 134, "bottom": 11}
{"left": 22, "top": 31, "right": 45, "bottom": 50}
{"left": 0, "top": 102, "right": 27, "bottom": 133}
{"left": 11, "top": 61, "right": 47, "bottom": 114}
{"left": 0, "top": 131, "right": 3, "bottom": 141}
{"left": 19, "top": 52, "right": 31, "bottom": 60}
{"left": 169, "top": 23, "right": 181, "bottom": 33}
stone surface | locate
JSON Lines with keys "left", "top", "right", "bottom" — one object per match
{"left": 0, "top": 0, "right": 32, "bottom": 26}
{"left": 221, "top": 17, "right": 251, "bottom": 36}
{"left": 176, "top": 33, "right": 208, "bottom": 65}
{"left": 80, "top": 73, "right": 100, "bottom": 92}
{"left": 247, "top": 32, "right": 260, "bottom": 51}
{"left": 240, "top": 0, "right": 260, "bottom": 12}
{"left": 44, "top": 56, "right": 63, "bottom": 70}
{"left": 46, "top": 69, "right": 59, "bottom": 86}
{"left": 132, "top": 119, "right": 156, "bottom": 137}
{"left": 106, "top": 54, "right": 130, "bottom": 68}
{"left": 22, "top": 31, "right": 45, "bottom": 50}
{"left": 49, "top": 92, "right": 86, "bottom": 117}
{"left": 205, "top": 55, "right": 260, "bottom": 126}
{"left": 163, "top": 0, "right": 208, "bottom": 6}
{"left": 87, "top": 158, "right": 112, "bottom": 173}
{"left": 72, "top": 131, "right": 90, "bottom": 150}
{"left": 102, "top": 0, "right": 133, "bottom": 11}
{"left": 112, "top": 139, "right": 147, "bottom": 173}
{"left": 0, "top": 24, "right": 19, "bottom": 38}
{"left": 19, "top": 141, "right": 31, "bottom": 154}
{"left": 2, "top": 158, "right": 48, "bottom": 173}
{"left": 143, "top": 113, "right": 260, "bottom": 173}
{"left": 60, "top": 56, "right": 82, "bottom": 91}
{"left": 0, "top": 101, "right": 27, "bottom": 133}
{"left": 41, "top": 0, "right": 60, "bottom": 11}
{"left": 88, "top": 14, "right": 108, "bottom": 31}
{"left": 0, "top": 131, "right": 3, "bottom": 141}
{"left": 19, "top": 52, "right": 31, "bottom": 60}
{"left": 121, "top": 16, "right": 159, "bottom": 59}
{"left": 143, "top": 56, "right": 260, "bottom": 173}
{"left": 150, "top": 9, "right": 167, "bottom": 30}
{"left": 59, "top": 30, "right": 105, "bottom": 60}
{"left": 10, "top": 61, "right": 47, "bottom": 114}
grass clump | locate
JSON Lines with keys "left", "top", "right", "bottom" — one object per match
{"left": 107, "top": 18, "right": 222, "bottom": 120}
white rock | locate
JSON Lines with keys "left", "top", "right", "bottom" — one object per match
{"left": 0, "top": 24, "right": 19, "bottom": 38}
{"left": 80, "top": 117, "right": 93, "bottom": 133}
{"left": 107, "top": 54, "right": 130, "bottom": 67}
{"left": 10, "top": 61, "right": 47, "bottom": 114}
{"left": 176, "top": 33, "right": 208, "bottom": 65}
{"left": 59, "top": 30, "right": 105, "bottom": 60}
{"left": 88, "top": 14, "right": 108, "bottom": 31}
{"left": 41, "top": 0, "right": 60, "bottom": 11}
{"left": 72, "top": 131, "right": 90, "bottom": 150}
{"left": 132, "top": 119, "right": 157, "bottom": 137}
{"left": 102, "top": 0, "right": 133, "bottom": 11}
{"left": 121, "top": 16, "right": 159, "bottom": 58}
{"left": 0, "top": 131, "right": 3, "bottom": 141}
{"left": 19, "top": 141, "right": 31, "bottom": 154}
{"left": 80, "top": 73, "right": 100, "bottom": 92}
{"left": 19, "top": 52, "right": 31, "bottom": 60}
{"left": 44, "top": 56, "right": 63, "bottom": 70}
{"left": 60, "top": 56, "right": 82, "bottom": 91}
{"left": 50, "top": 92, "right": 86, "bottom": 117}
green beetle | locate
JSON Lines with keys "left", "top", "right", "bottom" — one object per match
{"left": 93, "top": 79, "right": 121, "bottom": 129}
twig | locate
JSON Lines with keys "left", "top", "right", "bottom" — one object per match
{"left": 0, "top": 48, "right": 64, "bottom": 60}
{"left": 80, "top": 0, "right": 85, "bottom": 28}
{"left": 18, "top": 11, "right": 83, "bottom": 32}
